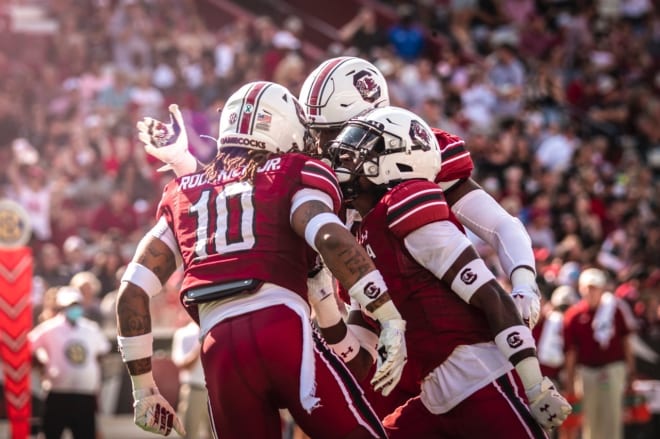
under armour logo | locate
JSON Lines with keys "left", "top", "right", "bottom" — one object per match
{"left": 539, "top": 403, "right": 557, "bottom": 421}
{"left": 340, "top": 346, "right": 354, "bottom": 359}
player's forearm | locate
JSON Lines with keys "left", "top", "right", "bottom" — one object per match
{"left": 116, "top": 284, "right": 153, "bottom": 375}
{"left": 116, "top": 237, "right": 176, "bottom": 375}
{"left": 480, "top": 288, "right": 543, "bottom": 389}
{"left": 439, "top": 245, "right": 539, "bottom": 376}
{"left": 292, "top": 203, "right": 398, "bottom": 320}
{"left": 315, "top": 225, "right": 376, "bottom": 288}
{"left": 290, "top": 199, "right": 374, "bottom": 288}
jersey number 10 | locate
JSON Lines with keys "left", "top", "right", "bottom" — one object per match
{"left": 188, "top": 185, "right": 256, "bottom": 259}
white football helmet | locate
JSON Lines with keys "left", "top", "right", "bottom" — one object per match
{"left": 299, "top": 57, "right": 390, "bottom": 129}
{"left": 218, "top": 81, "right": 312, "bottom": 154}
{"left": 328, "top": 106, "right": 441, "bottom": 197}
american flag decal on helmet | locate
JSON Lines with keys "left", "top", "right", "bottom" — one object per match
{"left": 238, "top": 82, "right": 271, "bottom": 135}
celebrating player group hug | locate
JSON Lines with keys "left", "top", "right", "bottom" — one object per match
{"left": 115, "top": 56, "right": 572, "bottom": 438}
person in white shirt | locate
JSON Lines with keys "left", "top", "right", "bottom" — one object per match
{"left": 29, "top": 286, "right": 111, "bottom": 439}
{"left": 171, "top": 318, "right": 211, "bottom": 439}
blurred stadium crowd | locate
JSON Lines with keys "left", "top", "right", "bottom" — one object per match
{"left": 0, "top": 0, "right": 658, "bottom": 434}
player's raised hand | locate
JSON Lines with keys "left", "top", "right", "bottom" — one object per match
{"left": 137, "top": 104, "right": 197, "bottom": 175}
{"left": 371, "top": 318, "right": 407, "bottom": 396}
{"left": 132, "top": 387, "right": 186, "bottom": 436}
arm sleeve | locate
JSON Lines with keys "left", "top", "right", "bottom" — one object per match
{"left": 403, "top": 221, "right": 472, "bottom": 280}
{"left": 449, "top": 188, "right": 535, "bottom": 278}
{"left": 149, "top": 216, "right": 182, "bottom": 268}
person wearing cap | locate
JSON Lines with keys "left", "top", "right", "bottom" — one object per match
{"left": 28, "top": 286, "right": 111, "bottom": 439}
{"left": 61, "top": 235, "right": 91, "bottom": 278}
{"left": 563, "top": 268, "right": 638, "bottom": 439}
{"left": 69, "top": 270, "right": 104, "bottom": 325}
{"left": 533, "top": 285, "right": 580, "bottom": 439}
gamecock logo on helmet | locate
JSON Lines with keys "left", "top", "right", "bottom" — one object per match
{"left": 353, "top": 70, "right": 381, "bottom": 103}
{"left": 409, "top": 120, "right": 432, "bottom": 151}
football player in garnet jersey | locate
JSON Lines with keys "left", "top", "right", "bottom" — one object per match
{"left": 144, "top": 56, "right": 541, "bottom": 329}
{"left": 116, "top": 81, "right": 407, "bottom": 439}
{"left": 320, "top": 105, "right": 571, "bottom": 438}
{"left": 298, "top": 56, "right": 540, "bottom": 329}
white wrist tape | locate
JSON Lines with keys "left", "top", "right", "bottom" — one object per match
{"left": 371, "top": 300, "right": 403, "bottom": 323}
{"left": 510, "top": 267, "right": 537, "bottom": 291}
{"left": 313, "top": 294, "right": 343, "bottom": 328}
{"left": 348, "top": 270, "right": 387, "bottom": 306}
{"left": 130, "top": 371, "right": 158, "bottom": 395}
{"left": 494, "top": 325, "right": 535, "bottom": 363}
{"left": 329, "top": 330, "right": 361, "bottom": 363}
{"left": 121, "top": 262, "right": 163, "bottom": 297}
{"left": 515, "top": 357, "right": 544, "bottom": 391}
{"left": 170, "top": 151, "right": 198, "bottom": 174}
{"left": 117, "top": 333, "right": 154, "bottom": 362}
{"left": 350, "top": 324, "right": 379, "bottom": 362}
{"left": 304, "top": 213, "right": 345, "bottom": 252}
{"left": 450, "top": 258, "right": 495, "bottom": 303}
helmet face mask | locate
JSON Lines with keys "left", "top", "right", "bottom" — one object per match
{"left": 218, "top": 81, "right": 313, "bottom": 154}
{"left": 328, "top": 107, "right": 442, "bottom": 200}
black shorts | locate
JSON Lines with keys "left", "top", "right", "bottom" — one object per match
{"left": 42, "top": 392, "right": 97, "bottom": 439}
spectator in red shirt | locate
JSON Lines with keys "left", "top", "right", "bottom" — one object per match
{"left": 563, "top": 268, "right": 637, "bottom": 439}
{"left": 89, "top": 186, "right": 139, "bottom": 240}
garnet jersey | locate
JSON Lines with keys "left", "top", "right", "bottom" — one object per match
{"left": 432, "top": 128, "right": 473, "bottom": 184}
{"left": 157, "top": 152, "right": 342, "bottom": 303}
{"left": 355, "top": 180, "right": 493, "bottom": 388}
